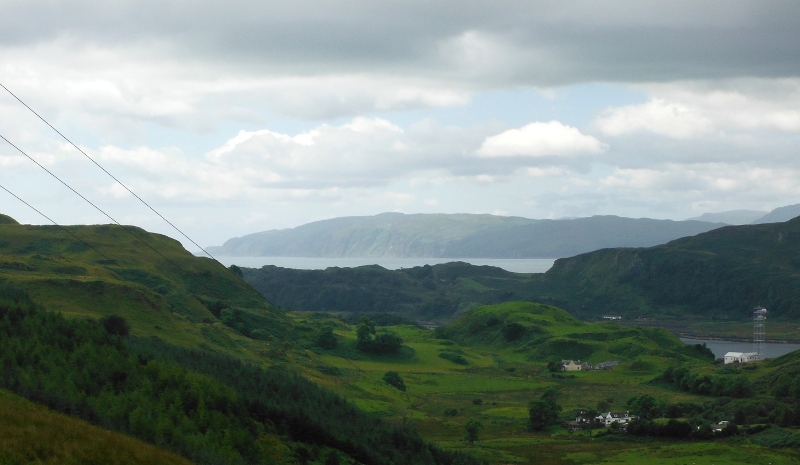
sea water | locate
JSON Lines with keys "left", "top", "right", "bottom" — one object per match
{"left": 680, "top": 337, "right": 800, "bottom": 359}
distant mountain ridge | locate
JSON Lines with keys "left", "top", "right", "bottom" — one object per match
{"left": 685, "top": 204, "right": 800, "bottom": 225}
{"left": 208, "top": 212, "right": 726, "bottom": 259}
{"left": 687, "top": 210, "right": 766, "bottom": 225}
{"left": 752, "top": 203, "right": 800, "bottom": 224}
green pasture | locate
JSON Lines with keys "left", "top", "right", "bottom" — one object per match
{"left": 287, "top": 303, "right": 791, "bottom": 465}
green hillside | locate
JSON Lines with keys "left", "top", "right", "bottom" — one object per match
{"left": 209, "top": 212, "right": 724, "bottom": 258}
{"left": 0, "top": 214, "right": 18, "bottom": 225}
{"left": 241, "top": 215, "right": 800, "bottom": 335}
{"left": 0, "top": 219, "right": 291, "bottom": 356}
{"left": 0, "top": 390, "right": 192, "bottom": 465}
{"left": 437, "top": 302, "right": 712, "bottom": 365}
{"left": 289, "top": 302, "right": 800, "bottom": 464}
{"left": 6, "top": 213, "right": 800, "bottom": 464}
{"left": 241, "top": 261, "right": 527, "bottom": 321}
{"left": 529, "top": 216, "right": 800, "bottom": 321}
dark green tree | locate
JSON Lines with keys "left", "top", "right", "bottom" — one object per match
{"left": 356, "top": 318, "right": 403, "bottom": 354}
{"left": 502, "top": 323, "right": 526, "bottom": 341}
{"left": 315, "top": 326, "right": 338, "bottom": 350}
{"left": 545, "top": 360, "right": 562, "bottom": 373}
{"left": 356, "top": 318, "right": 376, "bottom": 342}
{"left": 100, "top": 314, "right": 130, "bottom": 336}
{"left": 383, "top": 371, "right": 406, "bottom": 391}
{"left": 626, "top": 394, "right": 659, "bottom": 420}
{"left": 464, "top": 418, "right": 483, "bottom": 444}
{"left": 528, "top": 389, "right": 562, "bottom": 431}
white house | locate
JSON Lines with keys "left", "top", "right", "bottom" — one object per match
{"left": 562, "top": 360, "right": 591, "bottom": 371}
{"left": 596, "top": 411, "right": 637, "bottom": 427}
{"left": 723, "top": 352, "right": 759, "bottom": 364}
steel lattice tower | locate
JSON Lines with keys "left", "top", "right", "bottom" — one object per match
{"left": 753, "top": 306, "right": 767, "bottom": 360}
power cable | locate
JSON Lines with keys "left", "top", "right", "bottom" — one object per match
{"left": 0, "top": 181, "right": 115, "bottom": 263}
{"left": 0, "top": 131, "right": 200, "bottom": 283}
{"left": 0, "top": 82, "right": 218, "bottom": 261}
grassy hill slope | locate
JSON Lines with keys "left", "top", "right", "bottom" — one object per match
{"left": 530, "top": 216, "right": 800, "bottom": 321}
{"left": 241, "top": 261, "right": 526, "bottom": 321}
{"left": 0, "top": 215, "right": 482, "bottom": 465}
{"left": 209, "top": 212, "right": 724, "bottom": 258}
{"left": 0, "top": 390, "right": 193, "bottom": 465}
{"left": 0, "top": 220, "right": 291, "bottom": 356}
{"left": 437, "top": 302, "right": 711, "bottom": 366}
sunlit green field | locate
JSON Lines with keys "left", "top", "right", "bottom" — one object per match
{"left": 287, "top": 305, "right": 800, "bottom": 465}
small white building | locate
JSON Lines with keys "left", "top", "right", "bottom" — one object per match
{"left": 723, "top": 352, "right": 759, "bottom": 364}
{"left": 596, "top": 411, "right": 637, "bottom": 427}
{"left": 714, "top": 420, "right": 730, "bottom": 432}
{"left": 562, "top": 360, "right": 584, "bottom": 371}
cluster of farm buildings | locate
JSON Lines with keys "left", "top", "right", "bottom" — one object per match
{"left": 563, "top": 410, "right": 637, "bottom": 431}
{"left": 561, "top": 360, "right": 619, "bottom": 371}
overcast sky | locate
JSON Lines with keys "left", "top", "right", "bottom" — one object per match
{"left": 2, "top": 0, "right": 800, "bottom": 249}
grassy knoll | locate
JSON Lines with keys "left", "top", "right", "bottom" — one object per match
{"left": 0, "top": 220, "right": 291, "bottom": 359}
{"left": 0, "top": 390, "right": 192, "bottom": 465}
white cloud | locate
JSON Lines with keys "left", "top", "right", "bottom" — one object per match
{"left": 596, "top": 79, "right": 800, "bottom": 139}
{"left": 477, "top": 121, "right": 607, "bottom": 158}
{"left": 596, "top": 99, "right": 713, "bottom": 139}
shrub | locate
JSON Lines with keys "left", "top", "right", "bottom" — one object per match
{"left": 383, "top": 371, "right": 406, "bottom": 391}
{"left": 503, "top": 323, "right": 526, "bottom": 342}
{"left": 439, "top": 352, "right": 469, "bottom": 365}
{"left": 100, "top": 315, "right": 129, "bottom": 336}
{"left": 315, "top": 327, "right": 338, "bottom": 350}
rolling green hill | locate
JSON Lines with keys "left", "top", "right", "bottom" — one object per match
{"left": 529, "top": 216, "right": 800, "bottom": 321}
{"left": 209, "top": 212, "right": 725, "bottom": 258}
{"left": 0, "top": 390, "right": 192, "bottom": 465}
{"left": 0, "top": 219, "right": 291, "bottom": 355}
{"left": 241, "top": 261, "right": 526, "bottom": 322}
{"left": 436, "top": 302, "right": 712, "bottom": 365}
{"left": 7, "top": 213, "right": 800, "bottom": 464}
{"left": 244, "top": 217, "right": 800, "bottom": 329}
{"left": 0, "top": 215, "right": 480, "bottom": 465}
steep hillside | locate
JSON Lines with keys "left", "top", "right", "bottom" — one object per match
{"left": 0, "top": 218, "right": 291, "bottom": 354}
{"left": 528, "top": 217, "right": 800, "bottom": 320}
{"left": 0, "top": 390, "right": 192, "bottom": 465}
{"left": 0, "top": 218, "right": 482, "bottom": 465}
{"left": 209, "top": 212, "right": 724, "bottom": 258}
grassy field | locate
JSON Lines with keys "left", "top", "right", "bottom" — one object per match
{"left": 285, "top": 303, "right": 800, "bottom": 464}
{"left": 0, "top": 390, "right": 193, "bottom": 465}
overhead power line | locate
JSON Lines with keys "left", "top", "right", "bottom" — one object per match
{"left": 0, "top": 82, "right": 217, "bottom": 261}
{"left": 0, "top": 181, "right": 114, "bottom": 263}
{"left": 0, "top": 130, "right": 199, "bottom": 282}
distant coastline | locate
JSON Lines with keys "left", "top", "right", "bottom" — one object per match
{"left": 211, "top": 256, "right": 556, "bottom": 274}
